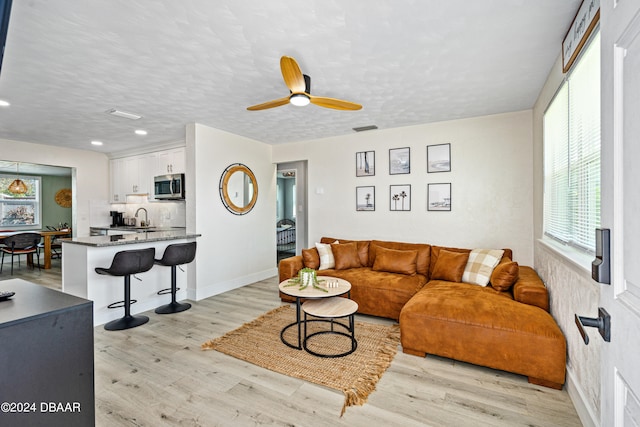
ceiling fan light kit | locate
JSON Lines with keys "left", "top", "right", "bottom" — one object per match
{"left": 247, "top": 56, "right": 362, "bottom": 111}
{"left": 289, "top": 93, "right": 310, "bottom": 107}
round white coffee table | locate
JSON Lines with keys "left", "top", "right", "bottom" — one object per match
{"left": 278, "top": 276, "right": 351, "bottom": 350}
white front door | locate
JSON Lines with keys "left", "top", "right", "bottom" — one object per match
{"left": 601, "top": 2, "right": 640, "bottom": 425}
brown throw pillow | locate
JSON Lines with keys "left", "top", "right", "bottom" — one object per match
{"left": 372, "top": 246, "right": 418, "bottom": 276}
{"left": 430, "top": 249, "right": 469, "bottom": 282}
{"left": 331, "top": 242, "right": 362, "bottom": 270}
{"left": 490, "top": 258, "right": 520, "bottom": 291}
{"left": 302, "top": 248, "right": 320, "bottom": 269}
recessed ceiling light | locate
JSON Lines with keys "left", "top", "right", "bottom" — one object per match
{"left": 0, "top": 100, "right": 10, "bottom": 107}
{"left": 91, "top": 140, "right": 103, "bottom": 146}
{"left": 134, "top": 129, "right": 147, "bottom": 135}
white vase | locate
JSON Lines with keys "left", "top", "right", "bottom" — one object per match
{"left": 302, "top": 272, "right": 312, "bottom": 288}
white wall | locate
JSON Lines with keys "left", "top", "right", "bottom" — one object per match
{"left": 185, "top": 123, "right": 276, "bottom": 300}
{"left": 0, "top": 138, "right": 109, "bottom": 237}
{"left": 532, "top": 56, "right": 600, "bottom": 426}
{"left": 273, "top": 111, "right": 535, "bottom": 265}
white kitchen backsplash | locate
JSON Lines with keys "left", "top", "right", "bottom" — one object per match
{"left": 123, "top": 201, "right": 186, "bottom": 228}
{"left": 89, "top": 199, "right": 112, "bottom": 226}
{"left": 99, "top": 197, "right": 186, "bottom": 228}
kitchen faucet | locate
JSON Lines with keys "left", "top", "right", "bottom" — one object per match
{"left": 135, "top": 207, "right": 149, "bottom": 227}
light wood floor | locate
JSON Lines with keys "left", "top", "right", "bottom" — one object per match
{"left": 1, "top": 261, "right": 583, "bottom": 426}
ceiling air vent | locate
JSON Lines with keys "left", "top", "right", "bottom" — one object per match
{"left": 352, "top": 125, "right": 378, "bottom": 132}
{"left": 106, "top": 108, "right": 142, "bottom": 120}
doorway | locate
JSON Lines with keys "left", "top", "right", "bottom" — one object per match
{"left": 0, "top": 161, "right": 73, "bottom": 231}
{"left": 0, "top": 161, "right": 73, "bottom": 287}
{"left": 276, "top": 161, "right": 307, "bottom": 264}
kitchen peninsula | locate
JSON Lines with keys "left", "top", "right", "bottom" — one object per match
{"left": 62, "top": 230, "right": 200, "bottom": 326}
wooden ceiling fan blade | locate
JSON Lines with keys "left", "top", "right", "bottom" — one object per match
{"left": 309, "top": 96, "right": 362, "bottom": 111}
{"left": 280, "top": 56, "right": 306, "bottom": 93}
{"left": 246, "top": 97, "right": 290, "bottom": 111}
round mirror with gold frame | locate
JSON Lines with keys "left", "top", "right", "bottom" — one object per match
{"left": 219, "top": 163, "right": 258, "bottom": 215}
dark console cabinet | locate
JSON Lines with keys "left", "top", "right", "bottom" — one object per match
{"left": 0, "top": 279, "right": 94, "bottom": 427}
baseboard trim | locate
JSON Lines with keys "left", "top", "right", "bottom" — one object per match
{"left": 566, "top": 366, "right": 599, "bottom": 427}
{"left": 189, "top": 268, "right": 277, "bottom": 301}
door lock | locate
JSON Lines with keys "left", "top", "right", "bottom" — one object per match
{"left": 575, "top": 307, "right": 611, "bottom": 345}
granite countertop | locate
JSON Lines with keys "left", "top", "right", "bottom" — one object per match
{"left": 89, "top": 226, "right": 186, "bottom": 232}
{"left": 62, "top": 230, "right": 200, "bottom": 247}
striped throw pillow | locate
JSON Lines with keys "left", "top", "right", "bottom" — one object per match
{"left": 462, "top": 249, "right": 505, "bottom": 286}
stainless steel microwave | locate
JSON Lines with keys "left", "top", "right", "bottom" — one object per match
{"left": 154, "top": 173, "right": 185, "bottom": 200}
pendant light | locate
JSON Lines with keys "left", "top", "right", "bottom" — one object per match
{"left": 7, "top": 163, "right": 28, "bottom": 194}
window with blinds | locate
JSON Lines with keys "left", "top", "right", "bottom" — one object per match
{"left": 543, "top": 31, "right": 600, "bottom": 253}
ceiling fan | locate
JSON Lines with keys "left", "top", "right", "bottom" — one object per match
{"left": 247, "top": 56, "right": 362, "bottom": 111}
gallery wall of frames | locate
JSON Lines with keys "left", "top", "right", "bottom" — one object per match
{"left": 355, "top": 144, "right": 452, "bottom": 213}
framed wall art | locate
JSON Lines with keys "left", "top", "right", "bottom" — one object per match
{"left": 427, "top": 143, "right": 451, "bottom": 173}
{"left": 390, "top": 184, "right": 411, "bottom": 211}
{"left": 356, "top": 151, "right": 375, "bottom": 177}
{"left": 389, "top": 147, "right": 410, "bottom": 175}
{"left": 427, "top": 183, "right": 451, "bottom": 211}
{"left": 356, "top": 186, "right": 375, "bottom": 211}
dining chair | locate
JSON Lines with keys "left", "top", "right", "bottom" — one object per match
{"left": 37, "top": 228, "right": 71, "bottom": 260}
{"left": 0, "top": 232, "right": 42, "bottom": 275}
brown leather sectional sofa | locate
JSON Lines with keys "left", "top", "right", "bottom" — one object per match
{"left": 278, "top": 237, "right": 567, "bottom": 389}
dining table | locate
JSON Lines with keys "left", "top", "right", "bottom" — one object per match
{"left": 0, "top": 229, "right": 71, "bottom": 270}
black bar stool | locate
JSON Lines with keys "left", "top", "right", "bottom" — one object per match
{"left": 154, "top": 242, "right": 196, "bottom": 314}
{"left": 95, "top": 248, "right": 155, "bottom": 331}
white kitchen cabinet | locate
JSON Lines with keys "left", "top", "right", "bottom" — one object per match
{"left": 122, "top": 156, "right": 140, "bottom": 194}
{"left": 110, "top": 147, "right": 185, "bottom": 203}
{"left": 131, "top": 153, "right": 155, "bottom": 195}
{"left": 110, "top": 158, "right": 125, "bottom": 203}
{"left": 156, "top": 147, "right": 185, "bottom": 175}
{"left": 110, "top": 153, "right": 157, "bottom": 202}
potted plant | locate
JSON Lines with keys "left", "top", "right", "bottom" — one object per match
{"left": 284, "top": 267, "right": 327, "bottom": 292}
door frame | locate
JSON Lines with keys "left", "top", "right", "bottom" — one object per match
{"left": 276, "top": 160, "right": 308, "bottom": 254}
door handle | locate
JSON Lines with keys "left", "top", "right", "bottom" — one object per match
{"left": 575, "top": 307, "right": 611, "bottom": 344}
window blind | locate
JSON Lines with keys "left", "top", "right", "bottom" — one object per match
{"left": 543, "top": 32, "right": 600, "bottom": 253}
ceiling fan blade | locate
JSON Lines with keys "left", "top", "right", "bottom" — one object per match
{"left": 246, "top": 96, "right": 290, "bottom": 111}
{"left": 309, "top": 96, "right": 362, "bottom": 111}
{"left": 280, "top": 56, "right": 306, "bottom": 93}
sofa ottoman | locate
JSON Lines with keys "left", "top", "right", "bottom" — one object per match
{"left": 399, "top": 272, "right": 566, "bottom": 389}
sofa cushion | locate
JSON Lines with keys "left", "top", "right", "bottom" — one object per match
{"left": 490, "top": 257, "right": 520, "bottom": 291}
{"left": 369, "top": 240, "right": 431, "bottom": 276}
{"left": 331, "top": 242, "right": 362, "bottom": 270}
{"left": 314, "top": 267, "right": 427, "bottom": 320}
{"left": 430, "top": 249, "right": 468, "bottom": 282}
{"left": 372, "top": 246, "right": 418, "bottom": 275}
{"left": 462, "top": 249, "right": 505, "bottom": 286}
{"left": 302, "top": 248, "right": 320, "bottom": 269}
{"left": 316, "top": 241, "right": 338, "bottom": 270}
{"left": 429, "top": 246, "right": 470, "bottom": 277}
{"left": 512, "top": 266, "right": 549, "bottom": 311}
{"left": 320, "top": 237, "right": 370, "bottom": 266}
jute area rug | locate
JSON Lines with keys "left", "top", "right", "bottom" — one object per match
{"left": 201, "top": 305, "right": 400, "bottom": 416}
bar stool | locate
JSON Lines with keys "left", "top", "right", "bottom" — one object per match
{"left": 95, "top": 248, "right": 155, "bottom": 331}
{"left": 154, "top": 242, "right": 196, "bottom": 314}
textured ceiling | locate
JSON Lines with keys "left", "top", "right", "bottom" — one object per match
{"left": 0, "top": 0, "right": 581, "bottom": 154}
